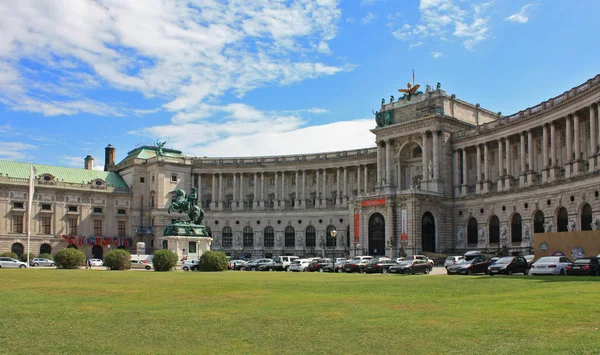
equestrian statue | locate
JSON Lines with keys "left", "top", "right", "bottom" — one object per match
{"left": 167, "top": 188, "right": 205, "bottom": 225}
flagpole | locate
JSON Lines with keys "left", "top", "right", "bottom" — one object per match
{"left": 27, "top": 162, "right": 35, "bottom": 267}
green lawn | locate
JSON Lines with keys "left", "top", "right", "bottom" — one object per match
{"left": 1, "top": 270, "right": 599, "bottom": 354}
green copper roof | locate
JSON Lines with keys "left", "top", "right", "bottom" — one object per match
{"left": 0, "top": 160, "right": 129, "bottom": 190}
{"left": 118, "top": 145, "right": 185, "bottom": 165}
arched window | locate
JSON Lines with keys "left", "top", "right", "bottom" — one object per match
{"left": 467, "top": 218, "right": 478, "bottom": 245}
{"left": 305, "top": 226, "right": 316, "bottom": 247}
{"left": 533, "top": 210, "right": 545, "bottom": 233}
{"left": 511, "top": 213, "right": 522, "bottom": 243}
{"left": 285, "top": 226, "right": 295, "bottom": 248}
{"left": 326, "top": 225, "right": 337, "bottom": 247}
{"left": 243, "top": 226, "right": 253, "bottom": 247}
{"left": 556, "top": 207, "right": 568, "bottom": 232}
{"left": 222, "top": 226, "right": 232, "bottom": 247}
{"left": 581, "top": 203, "right": 593, "bottom": 231}
{"left": 206, "top": 226, "right": 212, "bottom": 238}
{"left": 264, "top": 226, "right": 274, "bottom": 247}
{"left": 488, "top": 215, "right": 500, "bottom": 244}
{"left": 11, "top": 243, "right": 24, "bottom": 258}
{"left": 39, "top": 243, "right": 52, "bottom": 255}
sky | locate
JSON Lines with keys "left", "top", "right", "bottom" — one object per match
{"left": 1, "top": 0, "right": 599, "bottom": 170}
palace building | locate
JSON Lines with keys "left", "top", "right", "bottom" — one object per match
{"left": 1, "top": 75, "right": 599, "bottom": 260}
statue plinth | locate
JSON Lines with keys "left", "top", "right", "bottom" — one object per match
{"left": 164, "top": 220, "right": 208, "bottom": 237}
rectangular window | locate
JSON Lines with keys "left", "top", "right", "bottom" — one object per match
{"left": 117, "top": 221, "right": 126, "bottom": 238}
{"left": 68, "top": 206, "right": 78, "bottom": 212}
{"left": 13, "top": 202, "right": 24, "bottom": 209}
{"left": 269, "top": 178, "right": 275, "bottom": 186}
{"left": 41, "top": 216, "right": 51, "bottom": 234}
{"left": 227, "top": 179, "right": 233, "bottom": 187}
{"left": 171, "top": 175, "right": 177, "bottom": 182}
{"left": 68, "top": 218, "right": 78, "bottom": 235}
{"left": 152, "top": 175, "right": 155, "bottom": 182}
{"left": 140, "top": 177, "right": 145, "bottom": 183}
{"left": 13, "top": 215, "right": 23, "bottom": 233}
{"left": 117, "top": 209, "right": 126, "bottom": 215}
{"left": 93, "top": 207, "right": 103, "bottom": 213}
{"left": 249, "top": 178, "right": 254, "bottom": 187}
{"left": 93, "top": 219, "right": 102, "bottom": 236}
{"left": 188, "top": 241, "right": 197, "bottom": 254}
{"left": 41, "top": 204, "right": 52, "bottom": 210}
{"left": 291, "top": 177, "right": 296, "bottom": 185}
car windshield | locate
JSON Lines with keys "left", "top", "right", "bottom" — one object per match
{"left": 455, "top": 259, "right": 469, "bottom": 264}
{"left": 495, "top": 257, "right": 513, "bottom": 264}
{"left": 536, "top": 257, "right": 558, "bottom": 263}
{"left": 398, "top": 260, "right": 413, "bottom": 265}
{"left": 445, "top": 257, "right": 456, "bottom": 261}
{"left": 574, "top": 259, "right": 591, "bottom": 264}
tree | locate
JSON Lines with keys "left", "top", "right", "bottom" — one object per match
{"left": 152, "top": 250, "right": 178, "bottom": 271}
{"left": 54, "top": 248, "right": 86, "bottom": 269}
{"left": 104, "top": 250, "right": 131, "bottom": 270}
{"left": 199, "top": 251, "right": 228, "bottom": 271}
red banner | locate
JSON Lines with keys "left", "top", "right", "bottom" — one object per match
{"left": 361, "top": 198, "right": 386, "bottom": 207}
{"left": 354, "top": 214, "right": 359, "bottom": 239}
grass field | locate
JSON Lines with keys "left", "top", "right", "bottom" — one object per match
{"left": 1, "top": 270, "right": 599, "bottom": 354}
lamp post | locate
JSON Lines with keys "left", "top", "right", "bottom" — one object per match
{"left": 330, "top": 229, "right": 337, "bottom": 266}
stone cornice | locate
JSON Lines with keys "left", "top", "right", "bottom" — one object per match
{"left": 372, "top": 114, "right": 474, "bottom": 141}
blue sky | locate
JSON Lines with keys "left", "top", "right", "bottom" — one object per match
{"left": 1, "top": 0, "right": 599, "bottom": 170}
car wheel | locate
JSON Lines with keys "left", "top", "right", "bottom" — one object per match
{"left": 145, "top": 266, "right": 151, "bottom": 270}
{"left": 34, "top": 263, "right": 39, "bottom": 267}
{"left": 596, "top": 270, "right": 600, "bottom": 277}
{"left": 507, "top": 269, "right": 513, "bottom": 276}
{"left": 359, "top": 268, "right": 364, "bottom": 274}
{"left": 559, "top": 269, "right": 565, "bottom": 276}
{"left": 183, "top": 266, "right": 189, "bottom": 271}
{"left": 251, "top": 267, "right": 256, "bottom": 271}
{"left": 20, "top": 265, "right": 26, "bottom": 268}
{"left": 51, "top": 263, "right": 55, "bottom": 267}
{"left": 319, "top": 268, "right": 324, "bottom": 273}
{"left": 303, "top": 267, "right": 308, "bottom": 272}
{"left": 269, "top": 268, "right": 274, "bottom": 272}
{"left": 524, "top": 268, "right": 529, "bottom": 275}
{"left": 424, "top": 268, "right": 430, "bottom": 275}
{"left": 467, "top": 269, "right": 473, "bottom": 276}
{"left": 382, "top": 268, "right": 388, "bottom": 274}
{"left": 336, "top": 268, "right": 343, "bottom": 273}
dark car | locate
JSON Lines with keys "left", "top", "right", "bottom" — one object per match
{"left": 487, "top": 256, "right": 530, "bottom": 275}
{"left": 307, "top": 258, "right": 332, "bottom": 272}
{"left": 364, "top": 259, "right": 397, "bottom": 274}
{"left": 389, "top": 259, "right": 431, "bottom": 274}
{"left": 446, "top": 256, "right": 491, "bottom": 275}
{"left": 344, "top": 259, "right": 370, "bottom": 273}
{"left": 566, "top": 257, "right": 600, "bottom": 276}
{"left": 242, "top": 258, "right": 272, "bottom": 271}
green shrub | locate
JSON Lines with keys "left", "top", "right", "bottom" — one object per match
{"left": 199, "top": 251, "right": 228, "bottom": 272}
{"left": 19, "top": 252, "right": 36, "bottom": 263}
{"left": 104, "top": 250, "right": 131, "bottom": 270}
{"left": 54, "top": 248, "right": 86, "bottom": 269}
{"left": 38, "top": 253, "right": 53, "bottom": 260}
{"left": 0, "top": 252, "right": 18, "bottom": 259}
{"left": 152, "top": 250, "right": 178, "bottom": 272}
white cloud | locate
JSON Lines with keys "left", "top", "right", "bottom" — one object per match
{"left": 409, "top": 41, "right": 424, "bottom": 49}
{"left": 346, "top": 17, "right": 356, "bottom": 23}
{"left": 505, "top": 4, "right": 533, "bottom": 24}
{"left": 390, "top": 0, "right": 494, "bottom": 50}
{"left": 431, "top": 52, "right": 444, "bottom": 58}
{"left": 361, "top": 12, "right": 376, "bottom": 25}
{"left": 0, "top": 1, "right": 347, "bottom": 116}
{"left": 360, "top": 0, "right": 378, "bottom": 5}
{"left": 0, "top": 142, "right": 37, "bottom": 160}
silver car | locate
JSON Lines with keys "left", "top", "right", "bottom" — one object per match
{"left": 30, "top": 258, "right": 55, "bottom": 267}
{"left": 0, "top": 257, "right": 28, "bottom": 268}
{"left": 530, "top": 256, "right": 572, "bottom": 276}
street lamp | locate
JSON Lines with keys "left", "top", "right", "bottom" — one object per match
{"left": 330, "top": 229, "right": 337, "bottom": 266}
{"left": 356, "top": 243, "right": 360, "bottom": 257}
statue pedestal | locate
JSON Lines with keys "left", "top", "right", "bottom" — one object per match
{"left": 162, "top": 221, "right": 212, "bottom": 261}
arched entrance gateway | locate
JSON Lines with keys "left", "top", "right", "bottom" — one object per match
{"left": 421, "top": 212, "right": 435, "bottom": 252}
{"left": 92, "top": 245, "right": 103, "bottom": 259}
{"left": 368, "top": 213, "right": 385, "bottom": 256}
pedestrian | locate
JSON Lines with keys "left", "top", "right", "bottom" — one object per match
{"left": 87, "top": 259, "right": 92, "bottom": 269}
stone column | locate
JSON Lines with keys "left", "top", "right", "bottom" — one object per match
{"left": 239, "top": 173, "right": 244, "bottom": 210}
{"left": 475, "top": 144, "right": 482, "bottom": 193}
{"left": 357, "top": 165, "right": 362, "bottom": 196}
{"left": 433, "top": 131, "right": 440, "bottom": 180}
{"left": 542, "top": 124, "right": 549, "bottom": 182}
{"left": 198, "top": 174, "right": 203, "bottom": 208}
{"left": 573, "top": 112, "right": 582, "bottom": 174}
{"left": 483, "top": 143, "right": 490, "bottom": 193}
{"left": 301, "top": 170, "right": 306, "bottom": 208}
{"left": 253, "top": 173, "right": 258, "bottom": 209}
{"left": 336, "top": 168, "right": 341, "bottom": 206}
{"left": 597, "top": 102, "right": 600, "bottom": 170}
{"left": 281, "top": 171, "right": 286, "bottom": 209}
{"left": 363, "top": 165, "right": 368, "bottom": 194}
{"left": 377, "top": 143, "right": 382, "bottom": 186}
{"left": 590, "top": 104, "right": 598, "bottom": 171}
{"left": 453, "top": 150, "right": 460, "bottom": 196}
{"left": 566, "top": 115, "right": 572, "bottom": 178}
{"left": 385, "top": 203, "right": 394, "bottom": 257}
{"left": 274, "top": 171, "right": 279, "bottom": 206}
{"left": 295, "top": 170, "right": 300, "bottom": 209}
{"left": 461, "top": 148, "right": 467, "bottom": 195}
{"left": 218, "top": 173, "right": 223, "bottom": 210}
{"left": 343, "top": 167, "right": 348, "bottom": 204}
{"left": 422, "top": 132, "right": 428, "bottom": 182}
{"left": 233, "top": 173, "right": 238, "bottom": 209}
{"left": 386, "top": 141, "right": 393, "bottom": 186}
{"left": 550, "top": 122, "right": 558, "bottom": 181}
{"left": 497, "top": 139, "right": 504, "bottom": 192}
{"left": 527, "top": 130, "right": 534, "bottom": 185}
{"left": 504, "top": 137, "right": 512, "bottom": 190}
{"left": 315, "top": 169, "right": 320, "bottom": 207}
{"left": 210, "top": 174, "right": 217, "bottom": 209}
{"left": 321, "top": 168, "right": 327, "bottom": 208}
{"left": 519, "top": 132, "right": 526, "bottom": 187}
{"left": 260, "top": 172, "right": 265, "bottom": 209}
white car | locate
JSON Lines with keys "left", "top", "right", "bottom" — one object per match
{"left": 530, "top": 256, "right": 573, "bottom": 276}
{"left": 89, "top": 259, "right": 104, "bottom": 267}
{"left": 288, "top": 259, "right": 311, "bottom": 272}
{"left": 0, "top": 257, "right": 28, "bottom": 268}
{"left": 181, "top": 260, "right": 200, "bottom": 271}
{"left": 444, "top": 256, "right": 464, "bottom": 268}
{"left": 130, "top": 260, "right": 153, "bottom": 270}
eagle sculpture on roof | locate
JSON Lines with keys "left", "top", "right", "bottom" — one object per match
{"left": 398, "top": 82, "right": 421, "bottom": 101}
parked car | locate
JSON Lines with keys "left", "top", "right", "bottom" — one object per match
{"left": 444, "top": 256, "right": 464, "bottom": 268}
{"left": 129, "top": 260, "right": 153, "bottom": 270}
{"left": 446, "top": 256, "right": 491, "bottom": 275}
{"left": 89, "top": 259, "right": 104, "bottom": 267}
{"left": 308, "top": 258, "right": 333, "bottom": 272}
{"left": 325, "top": 259, "right": 350, "bottom": 273}
{"left": 530, "top": 256, "right": 573, "bottom": 276}
{"left": 228, "top": 259, "right": 247, "bottom": 270}
{"left": 566, "top": 257, "right": 600, "bottom": 276}
{"left": 344, "top": 259, "right": 370, "bottom": 273}
{"left": 29, "top": 258, "right": 55, "bottom": 267}
{"left": 181, "top": 259, "right": 199, "bottom": 271}
{"left": 288, "top": 259, "right": 312, "bottom": 272}
{"left": 407, "top": 255, "right": 434, "bottom": 267}
{"left": 259, "top": 256, "right": 299, "bottom": 271}
{"left": 487, "top": 256, "right": 530, "bottom": 275}
{"left": 242, "top": 258, "right": 272, "bottom": 271}
{"left": 364, "top": 259, "right": 398, "bottom": 274}
{"left": 389, "top": 259, "right": 431, "bottom": 274}
{"left": 0, "top": 257, "right": 28, "bottom": 268}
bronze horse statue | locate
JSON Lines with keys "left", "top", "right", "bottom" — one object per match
{"left": 167, "top": 189, "right": 205, "bottom": 225}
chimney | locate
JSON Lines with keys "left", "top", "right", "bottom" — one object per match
{"left": 84, "top": 155, "right": 94, "bottom": 170}
{"left": 104, "top": 144, "right": 116, "bottom": 171}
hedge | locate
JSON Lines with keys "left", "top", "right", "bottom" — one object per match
{"left": 104, "top": 249, "right": 131, "bottom": 270}
{"left": 54, "top": 248, "right": 86, "bottom": 269}
{"left": 199, "top": 251, "right": 228, "bottom": 271}
{"left": 153, "top": 250, "right": 178, "bottom": 271}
